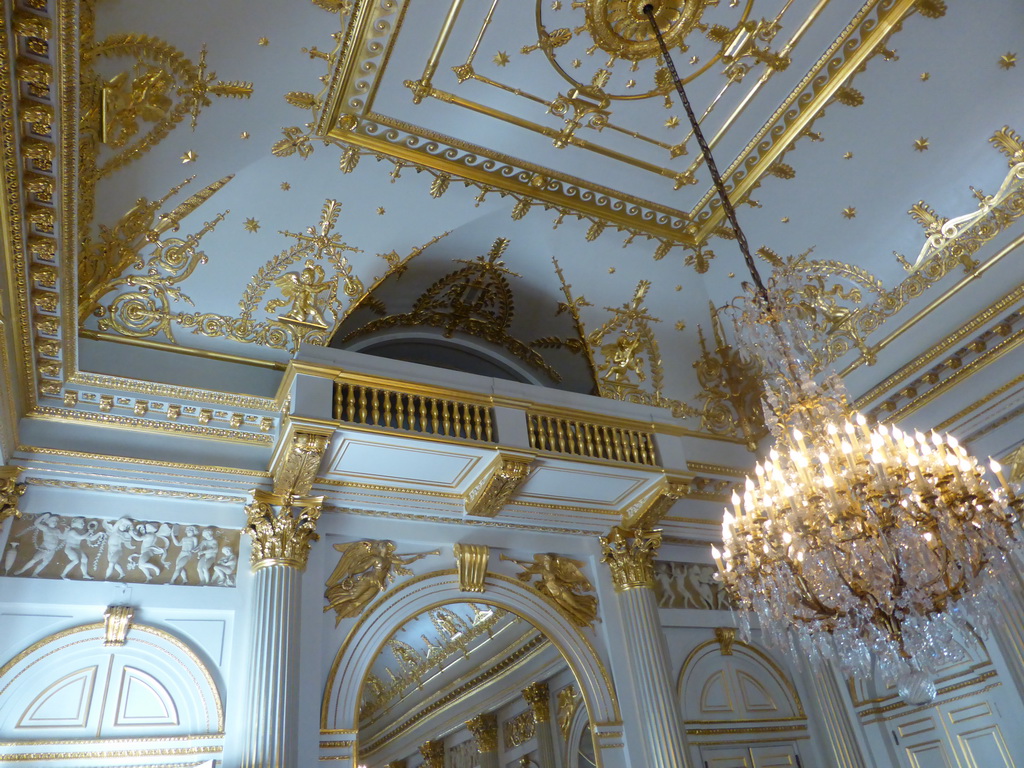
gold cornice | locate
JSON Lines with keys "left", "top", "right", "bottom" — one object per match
{"left": 24, "top": 476, "right": 245, "bottom": 504}
{"left": 17, "top": 444, "right": 270, "bottom": 476}
{"left": 78, "top": 328, "right": 287, "bottom": 373}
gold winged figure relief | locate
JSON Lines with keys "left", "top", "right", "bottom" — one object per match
{"left": 501, "top": 553, "right": 598, "bottom": 628}
{"left": 323, "top": 540, "right": 439, "bottom": 624}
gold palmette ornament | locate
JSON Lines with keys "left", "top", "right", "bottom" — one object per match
{"left": 641, "top": 4, "right": 1024, "bottom": 694}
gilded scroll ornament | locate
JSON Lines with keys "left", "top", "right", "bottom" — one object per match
{"left": 465, "top": 454, "right": 534, "bottom": 518}
{"left": 621, "top": 477, "right": 689, "bottom": 529}
{"left": 103, "top": 605, "right": 134, "bottom": 646}
{"left": 522, "top": 681, "right": 551, "bottom": 723}
{"left": 244, "top": 490, "right": 324, "bottom": 570}
{"left": 0, "top": 466, "right": 26, "bottom": 524}
{"left": 2, "top": 511, "right": 240, "bottom": 586}
{"left": 323, "top": 540, "right": 439, "bottom": 624}
{"left": 693, "top": 301, "right": 766, "bottom": 450}
{"left": 599, "top": 526, "right": 662, "bottom": 592}
{"left": 84, "top": 36, "right": 253, "bottom": 178}
{"left": 556, "top": 685, "right": 580, "bottom": 740}
{"left": 453, "top": 542, "right": 489, "bottom": 592}
{"left": 83, "top": 175, "right": 231, "bottom": 326}
{"left": 466, "top": 713, "right": 498, "bottom": 753}
{"left": 501, "top": 553, "right": 598, "bottom": 628}
{"left": 504, "top": 709, "right": 536, "bottom": 749}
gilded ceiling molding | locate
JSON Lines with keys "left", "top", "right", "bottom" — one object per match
{"left": 453, "top": 542, "right": 489, "bottom": 592}
{"left": 500, "top": 553, "right": 598, "bottom": 628}
{"left": 0, "top": 466, "right": 26, "bottom": 524}
{"left": 464, "top": 452, "right": 534, "bottom": 518}
{"left": 466, "top": 713, "right": 498, "bottom": 753}
{"left": 103, "top": 604, "right": 134, "bottom": 646}
{"left": 244, "top": 489, "right": 324, "bottom": 571}
{"left": 599, "top": 525, "right": 662, "bottom": 592}
{"left": 832, "top": 127, "right": 1024, "bottom": 369}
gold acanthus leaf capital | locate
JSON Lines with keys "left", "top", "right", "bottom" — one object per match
{"left": 599, "top": 525, "right": 662, "bottom": 591}
{"left": 522, "top": 681, "right": 551, "bottom": 723}
{"left": 419, "top": 739, "right": 445, "bottom": 768}
{"left": 0, "top": 466, "right": 26, "bottom": 523}
{"left": 244, "top": 489, "right": 323, "bottom": 570}
{"left": 465, "top": 713, "right": 498, "bottom": 753}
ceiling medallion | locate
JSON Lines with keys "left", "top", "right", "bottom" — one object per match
{"left": 586, "top": 0, "right": 697, "bottom": 60}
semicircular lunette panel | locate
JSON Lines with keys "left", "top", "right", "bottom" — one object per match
{"left": 15, "top": 666, "right": 98, "bottom": 731}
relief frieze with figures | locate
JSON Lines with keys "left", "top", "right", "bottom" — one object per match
{"left": 2, "top": 512, "right": 240, "bottom": 587}
{"left": 653, "top": 560, "right": 732, "bottom": 610}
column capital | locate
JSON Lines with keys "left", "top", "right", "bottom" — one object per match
{"left": 465, "top": 712, "right": 498, "bottom": 753}
{"left": 0, "top": 465, "right": 25, "bottom": 524}
{"left": 244, "top": 489, "right": 323, "bottom": 570}
{"left": 419, "top": 739, "right": 445, "bottom": 768}
{"left": 522, "top": 681, "right": 551, "bottom": 723}
{"left": 599, "top": 525, "right": 662, "bottom": 591}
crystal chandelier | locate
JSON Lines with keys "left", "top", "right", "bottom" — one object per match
{"left": 642, "top": 5, "right": 1024, "bottom": 691}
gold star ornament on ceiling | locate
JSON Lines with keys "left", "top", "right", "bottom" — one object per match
{"left": 843, "top": 152, "right": 853, "bottom": 159}
{"left": 1000, "top": 52, "right": 1017, "bottom": 69}
{"left": 920, "top": 72, "right": 930, "bottom": 81}
{"left": 280, "top": 182, "right": 291, "bottom": 191}
{"left": 493, "top": 51, "right": 510, "bottom": 67}
{"left": 377, "top": 207, "right": 386, "bottom": 215}
{"left": 180, "top": 150, "right": 197, "bottom": 164}
{"left": 665, "top": 116, "right": 680, "bottom": 129}
{"left": 842, "top": 207, "right": 857, "bottom": 219}
{"left": 244, "top": 217, "right": 261, "bottom": 232}
{"left": 258, "top": 37, "right": 269, "bottom": 46}
{"left": 914, "top": 137, "right": 930, "bottom": 152}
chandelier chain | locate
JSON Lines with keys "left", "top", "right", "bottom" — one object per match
{"left": 642, "top": 4, "right": 770, "bottom": 310}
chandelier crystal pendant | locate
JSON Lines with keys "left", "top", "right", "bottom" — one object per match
{"left": 641, "top": 5, "right": 1024, "bottom": 690}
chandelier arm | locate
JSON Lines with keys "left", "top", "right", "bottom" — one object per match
{"left": 642, "top": 4, "right": 771, "bottom": 311}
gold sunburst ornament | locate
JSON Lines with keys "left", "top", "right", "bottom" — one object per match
{"left": 642, "top": 3, "right": 1024, "bottom": 700}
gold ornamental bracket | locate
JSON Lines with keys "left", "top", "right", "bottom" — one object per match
{"left": 620, "top": 474, "right": 690, "bottom": 529}
{"left": 269, "top": 422, "right": 333, "bottom": 497}
{"left": 0, "top": 466, "right": 26, "bottom": 524}
{"left": 464, "top": 451, "right": 535, "bottom": 518}
{"left": 453, "top": 542, "right": 489, "bottom": 592}
{"left": 244, "top": 489, "right": 324, "bottom": 571}
{"left": 103, "top": 605, "right": 135, "bottom": 647}
{"left": 599, "top": 525, "right": 662, "bottom": 592}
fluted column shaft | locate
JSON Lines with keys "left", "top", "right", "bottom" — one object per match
{"left": 601, "top": 526, "right": 688, "bottom": 768}
{"left": 240, "top": 489, "right": 323, "bottom": 768}
{"left": 241, "top": 563, "right": 301, "bottom": 768}
{"left": 799, "top": 657, "right": 868, "bottom": 768}
{"left": 993, "top": 564, "right": 1024, "bottom": 699}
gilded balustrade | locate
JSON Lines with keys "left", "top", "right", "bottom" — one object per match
{"left": 526, "top": 412, "right": 657, "bottom": 466}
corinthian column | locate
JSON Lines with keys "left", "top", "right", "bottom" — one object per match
{"left": 523, "top": 682, "right": 556, "bottom": 768}
{"left": 600, "top": 526, "right": 688, "bottom": 768}
{"left": 241, "top": 428, "right": 329, "bottom": 768}
{"left": 419, "top": 739, "right": 445, "bottom": 768}
{"left": 466, "top": 713, "right": 499, "bottom": 768}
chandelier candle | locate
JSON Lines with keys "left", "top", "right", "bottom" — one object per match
{"left": 643, "top": 2, "right": 1024, "bottom": 693}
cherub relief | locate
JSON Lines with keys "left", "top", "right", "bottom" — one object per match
{"left": 323, "top": 540, "right": 439, "bottom": 625}
{"left": 195, "top": 528, "right": 220, "bottom": 584}
{"left": 129, "top": 522, "right": 172, "bottom": 581}
{"left": 501, "top": 553, "right": 598, "bottom": 628}
{"left": 212, "top": 546, "right": 238, "bottom": 587}
{"left": 102, "top": 517, "right": 138, "bottom": 580}
{"left": 269, "top": 260, "right": 335, "bottom": 328}
{"left": 170, "top": 525, "right": 199, "bottom": 584}
{"left": 61, "top": 518, "right": 103, "bottom": 580}
{"left": 14, "top": 513, "right": 64, "bottom": 577}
